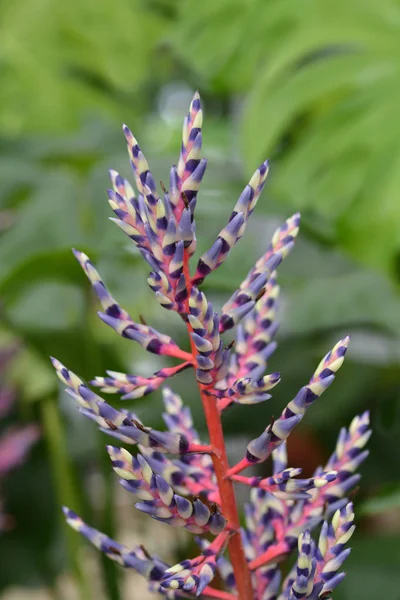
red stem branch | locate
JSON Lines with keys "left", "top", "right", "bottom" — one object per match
{"left": 218, "top": 397, "right": 233, "bottom": 412}
{"left": 248, "top": 540, "right": 289, "bottom": 571}
{"left": 165, "top": 347, "right": 195, "bottom": 362}
{"left": 226, "top": 458, "right": 252, "bottom": 478}
{"left": 202, "top": 588, "right": 238, "bottom": 600}
{"left": 230, "top": 475, "right": 258, "bottom": 487}
{"left": 182, "top": 250, "right": 253, "bottom": 600}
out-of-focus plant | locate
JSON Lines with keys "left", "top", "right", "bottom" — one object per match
{"left": 0, "top": 0, "right": 171, "bottom": 134}
{"left": 173, "top": 0, "right": 400, "bottom": 278}
{"left": 0, "top": 345, "right": 39, "bottom": 530}
{"left": 52, "top": 93, "right": 370, "bottom": 600}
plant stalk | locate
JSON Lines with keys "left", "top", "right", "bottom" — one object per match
{"left": 41, "top": 397, "right": 93, "bottom": 600}
{"left": 183, "top": 251, "right": 254, "bottom": 600}
{"left": 97, "top": 437, "right": 122, "bottom": 600}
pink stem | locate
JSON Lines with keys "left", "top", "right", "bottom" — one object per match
{"left": 202, "top": 588, "right": 238, "bottom": 600}
{"left": 226, "top": 458, "right": 252, "bottom": 478}
{"left": 165, "top": 347, "right": 196, "bottom": 362}
{"left": 187, "top": 443, "right": 213, "bottom": 454}
{"left": 248, "top": 541, "right": 289, "bottom": 571}
{"left": 218, "top": 397, "right": 233, "bottom": 412}
{"left": 230, "top": 475, "right": 257, "bottom": 487}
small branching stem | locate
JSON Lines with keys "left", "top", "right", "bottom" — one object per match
{"left": 229, "top": 475, "right": 258, "bottom": 487}
{"left": 226, "top": 459, "right": 251, "bottom": 478}
{"left": 217, "top": 397, "right": 233, "bottom": 412}
{"left": 188, "top": 444, "right": 214, "bottom": 454}
{"left": 201, "top": 588, "right": 238, "bottom": 600}
{"left": 183, "top": 249, "right": 254, "bottom": 600}
{"left": 248, "top": 541, "right": 290, "bottom": 571}
{"left": 166, "top": 347, "right": 195, "bottom": 362}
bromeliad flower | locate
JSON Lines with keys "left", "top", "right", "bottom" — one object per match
{"left": 0, "top": 345, "right": 39, "bottom": 531}
{"left": 53, "top": 92, "right": 370, "bottom": 600}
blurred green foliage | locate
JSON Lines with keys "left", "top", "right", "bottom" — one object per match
{"left": 0, "top": 1, "right": 399, "bottom": 599}
{"left": 0, "top": 0, "right": 169, "bottom": 133}
{"left": 176, "top": 0, "right": 400, "bottom": 278}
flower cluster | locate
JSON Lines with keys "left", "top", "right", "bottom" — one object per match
{"left": 53, "top": 93, "right": 370, "bottom": 600}
{"left": 0, "top": 345, "right": 39, "bottom": 531}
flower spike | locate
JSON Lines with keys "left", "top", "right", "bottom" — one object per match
{"left": 225, "top": 372, "right": 281, "bottom": 405}
{"left": 161, "top": 531, "right": 229, "bottom": 595}
{"left": 188, "top": 287, "right": 230, "bottom": 387}
{"left": 56, "top": 92, "right": 370, "bottom": 600}
{"left": 63, "top": 507, "right": 169, "bottom": 580}
{"left": 123, "top": 126, "right": 157, "bottom": 198}
{"left": 73, "top": 249, "right": 189, "bottom": 358}
{"left": 220, "top": 214, "right": 300, "bottom": 332}
{"left": 108, "top": 446, "right": 226, "bottom": 534}
{"left": 300, "top": 411, "right": 371, "bottom": 519}
{"left": 52, "top": 358, "right": 206, "bottom": 455}
{"left": 231, "top": 470, "right": 337, "bottom": 501}
{"left": 217, "top": 272, "right": 281, "bottom": 410}
{"left": 314, "top": 503, "right": 355, "bottom": 596}
{"left": 92, "top": 362, "right": 192, "bottom": 400}
{"left": 173, "top": 91, "right": 206, "bottom": 217}
{"left": 192, "top": 160, "right": 270, "bottom": 285}
{"left": 228, "top": 337, "right": 351, "bottom": 476}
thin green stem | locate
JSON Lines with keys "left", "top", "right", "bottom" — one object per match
{"left": 41, "top": 397, "right": 92, "bottom": 600}
{"left": 97, "top": 438, "right": 122, "bottom": 600}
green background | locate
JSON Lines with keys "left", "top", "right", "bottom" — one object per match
{"left": 0, "top": 0, "right": 399, "bottom": 598}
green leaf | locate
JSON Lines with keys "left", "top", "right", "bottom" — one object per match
{"left": 0, "top": 171, "right": 84, "bottom": 283}
{"left": 0, "top": 0, "right": 168, "bottom": 134}
{"left": 0, "top": 444, "right": 63, "bottom": 590}
{"left": 7, "top": 346, "right": 56, "bottom": 403}
{"left": 284, "top": 270, "right": 400, "bottom": 338}
{"left": 0, "top": 248, "right": 93, "bottom": 304}
{"left": 176, "top": 0, "right": 400, "bottom": 279}
{"left": 359, "top": 486, "right": 400, "bottom": 516}
{"left": 334, "top": 535, "right": 400, "bottom": 600}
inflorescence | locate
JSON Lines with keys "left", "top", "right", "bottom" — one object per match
{"left": 53, "top": 92, "right": 371, "bottom": 600}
